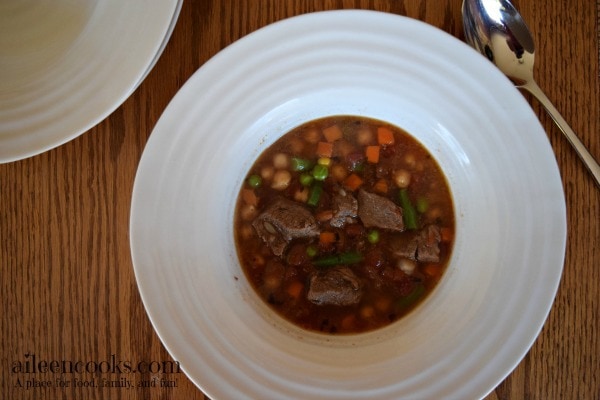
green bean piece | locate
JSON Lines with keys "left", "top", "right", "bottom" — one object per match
{"left": 307, "top": 182, "right": 323, "bottom": 206}
{"left": 398, "top": 188, "right": 418, "bottom": 230}
{"left": 396, "top": 284, "right": 425, "bottom": 308}
{"left": 313, "top": 251, "right": 364, "bottom": 267}
{"left": 291, "top": 157, "right": 313, "bottom": 172}
{"left": 311, "top": 164, "right": 329, "bottom": 181}
{"left": 299, "top": 173, "right": 314, "bottom": 187}
{"left": 247, "top": 174, "right": 262, "bottom": 188}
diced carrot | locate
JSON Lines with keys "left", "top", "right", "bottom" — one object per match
{"left": 241, "top": 188, "right": 258, "bottom": 206}
{"left": 341, "top": 314, "right": 356, "bottom": 330}
{"left": 365, "top": 145, "right": 380, "bottom": 163}
{"left": 374, "top": 296, "right": 392, "bottom": 312}
{"left": 319, "top": 231, "right": 337, "bottom": 245}
{"left": 373, "top": 178, "right": 388, "bottom": 194}
{"left": 323, "top": 124, "right": 343, "bottom": 142}
{"left": 423, "top": 263, "right": 442, "bottom": 279}
{"left": 343, "top": 173, "right": 364, "bottom": 191}
{"left": 360, "top": 305, "right": 374, "bottom": 319}
{"left": 286, "top": 281, "right": 304, "bottom": 299}
{"left": 440, "top": 227, "right": 454, "bottom": 242}
{"left": 316, "top": 210, "right": 333, "bottom": 222}
{"left": 377, "top": 126, "right": 395, "bottom": 145}
{"left": 316, "top": 141, "right": 334, "bottom": 158}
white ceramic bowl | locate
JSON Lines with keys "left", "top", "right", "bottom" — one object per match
{"left": 130, "top": 10, "right": 566, "bottom": 400}
{"left": 0, "top": 0, "right": 181, "bottom": 163}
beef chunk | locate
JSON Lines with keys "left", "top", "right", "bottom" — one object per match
{"left": 388, "top": 234, "right": 418, "bottom": 260}
{"left": 357, "top": 189, "right": 404, "bottom": 232}
{"left": 388, "top": 225, "right": 441, "bottom": 263}
{"left": 307, "top": 266, "right": 363, "bottom": 306}
{"left": 417, "top": 225, "right": 441, "bottom": 262}
{"left": 330, "top": 192, "right": 358, "bottom": 228}
{"left": 252, "top": 198, "right": 320, "bottom": 257}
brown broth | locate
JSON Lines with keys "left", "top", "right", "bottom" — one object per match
{"left": 234, "top": 116, "right": 454, "bottom": 334}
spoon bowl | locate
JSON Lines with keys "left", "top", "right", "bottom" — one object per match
{"left": 462, "top": 0, "right": 600, "bottom": 187}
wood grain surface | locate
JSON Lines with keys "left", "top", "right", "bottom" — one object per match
{"left": 1, "top": 1, "right": 598, "bottom": 399}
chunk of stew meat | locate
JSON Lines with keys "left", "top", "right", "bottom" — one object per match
{"left": 307, "top": 266, "right": 363, "bottom": 306}
{"left": 357, "top": 189, "right": 404, "bottom": 232}
{"left": 252, "top": 197, "right": 320, "bottom": 256}
{"left": 388, "top": 224, "right": 442, "bottom": 263}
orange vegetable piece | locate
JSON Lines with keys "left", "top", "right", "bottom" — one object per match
{"left": 374, "top": 296, "right": 392, "bottom": 312}
{"left": 373, "top": 178, "right": 388, "bottom": 194}
{"left": 423, "top": 263, "right": 442, "bottom": 279}
{"left": 343, "top": 173, "right": 364, "bottom": 191}
{"left": 316, "top": 210, "right": 334, "bottom": 222}
{"left": 341, "top": 314, "right": 356, "bottom": 330}
{"left": 241, "top": 188, "right": 258, "bottom": 206}
{"left": 440, "top": 227, "right": 454, "bottom": 242}
{"left": 377, "top": 126, "right": 395, "bottom": 145}
{"left": 286, "top": 281, "right": 304, "bottom": 299}
{"left": 323, "top": 124, "right": 343, "bottom": 142}
{"left": 316, "top": 141, "right": 334, "bottom": 158}
{"left": 365, "top": 145, "right": 380, "bottom": 163}
{"left": 319, "top": 231, "right": 337, "bottom": 245}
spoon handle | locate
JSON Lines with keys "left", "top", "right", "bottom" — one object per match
{"left": 522, "top": 80, "right": 600, "bottom": 188}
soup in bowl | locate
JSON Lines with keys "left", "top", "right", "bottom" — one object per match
{"left": 234, "top": 115, "right": 455, "bottom": 334}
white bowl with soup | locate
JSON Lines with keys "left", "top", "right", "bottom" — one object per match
{"left": 130, "top": 10, "right": 566, "bottom": 400}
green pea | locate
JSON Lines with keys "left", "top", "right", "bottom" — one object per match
{"left": 299, "top": 173, "right": 314, "bottom": 187}
{"left": 247, "top": 174, "right": 262, "bottom": 188}
{"left": 367, "top": 229, "right": 380, "bottom": 244}
{"left": 306, "top": 245, "right": 318, "bottom": 258}
{"left": 416, "top": 197, "right": 429, "bottom": 213}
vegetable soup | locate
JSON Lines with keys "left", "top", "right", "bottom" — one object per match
{"left": 234, "top": 116, "right": 455, "bottom": 334}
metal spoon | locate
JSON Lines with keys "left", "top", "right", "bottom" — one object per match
{"left": 462, "top": 0, "right": 600, "bottom": 187}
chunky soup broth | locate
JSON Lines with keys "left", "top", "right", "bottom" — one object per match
{"left": 234, "top": 116, "right": 454, "bottom": 334}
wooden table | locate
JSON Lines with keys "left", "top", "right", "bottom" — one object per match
{"left": 1, "top": 1, "right": 598, "bottom": 399}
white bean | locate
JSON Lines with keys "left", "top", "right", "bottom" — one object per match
{"left": 394, "top": 169, "right": 411, "bottom": 188}
{"left": 356, "top": 127, "right": 374, "bottom": 146}
{"left": 404, "top": 153, "right": 416, "bottom": 168}
{"left": 271, "top": 170, "right": 291, "bottom": 190}
{"left": 261, "top": 165, "right": 274, "bottom": 181}
{"left": 289, "top": 137, "right": 304, "bottom": 154}
{"left": 273, "top": 153, "right": 289, "bottom": 169}
{"left": 331, "top": 164, "right": 348, "bottom": 182}
{"left": 397, "top": 258, "right": 416, "bottom": 275}
{"left": 303, "top": 128, "right": 321, "bottom": 144}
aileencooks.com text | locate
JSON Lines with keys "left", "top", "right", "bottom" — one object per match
{"left": 11, "top": 353, "right": 181, "bottom": 375}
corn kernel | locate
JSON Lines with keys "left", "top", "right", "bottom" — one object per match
{"left": 317, "top": 157, "right": 331, "bottom": 166}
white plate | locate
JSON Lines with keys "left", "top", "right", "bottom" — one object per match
{"left": 130, "top": 10, "right": 566, "bottom": 400}
{"left": 0, "top": 0, "right": 181, "bottom": 163}
{"left": 135, "top": 0, "right": 183, "bottom": 88}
